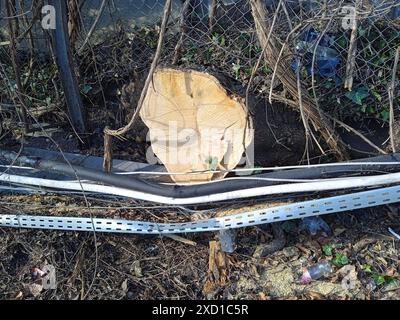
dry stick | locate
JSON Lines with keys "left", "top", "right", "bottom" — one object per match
{"left": 103, "top": 126, "right": 113, "bottom": 173}
{"left": 309, "top": 8, "right": 341, "bottom": 156}
{"left": 389, "top": 46, "right": 400, "bottom": 152}
{"left": 249, "top": 0, "right": 348, "bottom": 160}
{"left": 6, "top": 0, "right": 28, "bottom": 133}
{"left": 310, "top": 13, "right": 335, "bottom": 110}
{"left": 267, "top": 23, "right": 306, "bottom": 105}
{"left": 245, "top": 0, "right": 283, "bottom": 108}
{"left": 344, "top": 0, "right": 359, "bottom": 90}
{"left": 270, "top": 91, "right": 386, "bottom": 155}
{"left": 105, "top": 0, "right": 172, "bottom": 137}
{"left": 78, "top": 0, "right": 107, "bottom": 54}
{"left": 73, "top": 0, "right": 107, "bottom": 114}
{"left": 20, "top": 0, "right": 35, "bottom": 88}
{"left": 67, "top": 0, "right": 81, "bottom": 49}
{"left": 272, "top": 24, "right": 337, "bottom": 157}
{"left": 325, "top": 114, "right": 387, "bottom": 155}
{"left": 209, "top": 0, "right": 218, "bottom": 32}
{"left": 16, "top": 0, "right": 43, "bottom": 41}
{"left": 281, "top": 0, "right": 293, "bottom": 32}
{"left": 295, "top": 58, "right": 311, "bottom": 164}
{"left": 172, "top": 0, "right": 191, "bottom": 65}
{"left": 290, "top": 1, "right": 329, "bottom": 158}
{"left": 309, "top": 1, "right": 346, "bottom": 152}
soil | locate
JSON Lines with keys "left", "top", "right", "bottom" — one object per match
{"left": 1, "top": 22, "right": 398, "bottom": 301}
{"left": 1, "top": 193, "right": 399, "bottom": 300}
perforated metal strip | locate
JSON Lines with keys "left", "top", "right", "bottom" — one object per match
{"left": 1, "top": 185, "right": 400, "bottom": 234}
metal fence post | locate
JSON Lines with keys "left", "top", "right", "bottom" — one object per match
{"left": 48, "top": 0, "right": 86, "bottom": 138}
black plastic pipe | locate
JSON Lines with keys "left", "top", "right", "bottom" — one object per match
{"left": 2, "top": 149, "right": 400, "bottom": 199}
{"left": 49, "top": 0, "right": 86, "bottom": 135}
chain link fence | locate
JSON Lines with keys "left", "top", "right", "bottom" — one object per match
{"left": 0, "top": 0, "right": 399, "bottom": 140}
{"left": 163, "top": 0, "right": 400, "bottom": 122}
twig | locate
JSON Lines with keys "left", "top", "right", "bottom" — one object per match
{"left": 73, "top": 0, "right": 107, "bottom": 121}
{"left": 267, "top": 23, "right": 308, "bottom": 105}
{"left": 327, "top": 114, "right": 387, "bottom": 155}
{"left": 209, "top": 0, "right": 218, "bottom": 32}
{"left": 16, "top": 0, "right": 43, "bottom": 42}
{"left": 249, "top": 0, "right": 348, "bottom": 160}
{"left": 389, "top": 46, "right": 400, "bottom": 152}
{"left": 105, "top": 0, "right": 172, "bottom": 137}
{"left": 245, "top": 0, "right": 282, "bottom": 108}
{"left": 281, "top": 0, "right": 293, "bottom": 32}
{"left": 103, "top": 127, "right": 113, "bottom": 173}
{"left": 344, "top": 0, "right": 360, "bottom": 90}
{"left": 172, "top": 0, "right": 190, "bottom": 65}
{"left": 78, "top": 0, "right": 107, "bottom": 54}
{"left": 295, "top": 57, "right": 311, "bottom": 164}
{"left": 6, "top": 0, "right": 29, "bottom": 133}
{"left": 274, "top": 92, "right": 387, "bottom": 155}
{"left": 68, "top": 0, "right": 82, "bottom": 50}
{"left": 165, "top": 234, "right": 197, "bottom": 246}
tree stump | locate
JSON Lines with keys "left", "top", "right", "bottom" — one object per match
{"left": 140, "top": 68, "right": 253, "bottom": 183}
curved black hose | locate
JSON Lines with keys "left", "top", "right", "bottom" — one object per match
{"left": 35, "top": 154, "right": 400, "bottom": 198}
{"left": 49, "top": 0, "right": 86, "bottom": 135}
{"left": 2, "top": 149, "right": 400, "bottom": 199}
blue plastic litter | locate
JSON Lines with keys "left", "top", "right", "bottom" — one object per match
{"left": 300, "top": 216, "right": 332, "bottom": 236}
{"left": 219, "top": 229, "right": 237, "bottom": 253}
{"left": 292, "top": 29, "right": 341, "bottom": 78}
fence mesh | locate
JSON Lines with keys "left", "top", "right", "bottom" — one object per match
{"left": 0, "top": 0, "right": 399, "bottom": 140}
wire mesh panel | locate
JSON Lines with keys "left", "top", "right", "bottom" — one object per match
{"left": 0, "top": 0, "right": 399, "bottom": 144}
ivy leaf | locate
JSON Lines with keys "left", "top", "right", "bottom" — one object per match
{"left": 373, "top": 274, "right": 385, "bottom": 285}
{"left": 219, "top": 35, "right": 226, "bottom": 47}
{"left": 322, "top": 244, "right": 333, "bottom": 256}
{"left": 232, "top": 63, "right": 241, "bottom": 79}
{"left": 380, "top": 110, "right": 390, "bottom": 122}
{"left": 82, "top": 84, "right": 93, "bottom": 94}
{"left": 345, "top": 85, "right": 369, "bottom": 105}
{"left": 386, "top": 277, "right": 397, "bottom": 288}
{"left": 206, "top": 156, "right": 219, "bottom": 171}
{"left": 332, "top": 253, "right": 349, "bottom": 267}
{"left": 371, "top": 90, "right": 382, "bottom": 102}
{"left": 362, "top": 264, "right": 373, "bottom": 273}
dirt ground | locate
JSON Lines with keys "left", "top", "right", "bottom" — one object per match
{"left": 1, "top": 18, "right": 399, "bottom": 301}
{"left": 1, "top": 193, "right": 400, "bottom": 300}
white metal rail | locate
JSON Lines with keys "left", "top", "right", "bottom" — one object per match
{"left": 1, "top": 184, "right": 400, "bottom": 234}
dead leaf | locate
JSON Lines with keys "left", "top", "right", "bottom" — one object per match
{"left": 14, "top": 291, "right": 23, "bottom": 300}
{"left": 121, "top": 279, "right": 128, "bottom": 293}
{"left": 296, "top": 245, "right": 311, "bottom": 255}
{"left": 338, "top": 265, "right": 357, "bottom": 278}
{"left": 333, "top": 228, "right": 346, "bottom": 236}
{"left": 385, "top": 267, "right": 397, "bottom": 277}
{"left": 131, "top": 261, "right": 143, "bottom": 278}
{"left": 307, "top": 290, "right": 325, "bottom": 300}
{"left": 23, "top": 283, "right": 43, "bottom": 298}
{"left": 379, "top": 257, "right": 388, "bottom": 266}
{"left": 258, "top": 292, "right": 268, "bottom": 300}
{"left": 352, "top": 237, "right": 376, "bottom": 252}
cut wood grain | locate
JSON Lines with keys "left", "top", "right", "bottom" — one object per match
{"left": 140, "top": 68, "right": 253, "bottom": 183}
